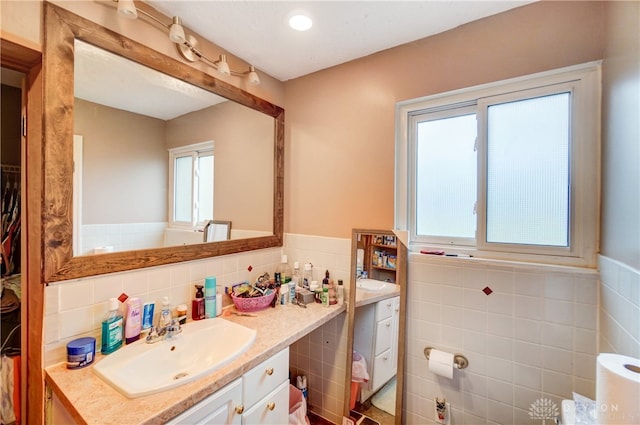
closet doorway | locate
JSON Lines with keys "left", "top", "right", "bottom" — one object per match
{"left": 1, "top": 66, "right": 24, "bottom": 425}
{"left": 1, "top": 37, "right": 43, "bottom": 425}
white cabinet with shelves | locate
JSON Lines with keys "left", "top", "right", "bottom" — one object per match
{"left": 353, "top": 296, "right": 400, "bottom": 402}
{"left": 167, "top": 347, "right": 289, "bottom": 425}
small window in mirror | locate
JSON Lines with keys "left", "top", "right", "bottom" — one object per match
{"left": 169, "top": 141, "right": 214, "bottom": 229}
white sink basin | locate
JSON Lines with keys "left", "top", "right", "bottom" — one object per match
{"left": 94, "top": 318, "right": 256, "bottom": 398}
{"left": 356, "top": 278, "right": 395, "bottom": 292}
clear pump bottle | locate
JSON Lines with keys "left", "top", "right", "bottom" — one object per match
{"left": 276, "top": 255, "right": 293, "bottom": 285}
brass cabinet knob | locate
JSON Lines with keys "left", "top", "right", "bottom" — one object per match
{"left": 265, "top": 367, "right": 274, "bottom": 376}
{"left": 267, "top": 402, "right": 276, "bottom": 411}
{"left": 235, "top": 405, "right": 245, "bottom": 414}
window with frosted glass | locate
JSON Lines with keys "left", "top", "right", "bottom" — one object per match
{"left": 197, "top": 154, "right": 214, "bottom": 223}
{"left": 415, "top": 113, "right": 477, "bottom": 240}
{"left": 485, "top": 92, "right": 570, "bottom": 246}
{"left": 174, "top": 155, "right": 193, "bottom": 223}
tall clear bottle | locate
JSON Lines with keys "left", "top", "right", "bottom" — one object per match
{"left": 302, "top": 263, "right": 313, "bottom": 290}
{"left": 290, "top": 262, "right": 301, "bottom": 303}
{"left": 276, "top": 255, "right": 293, "bottom": 285}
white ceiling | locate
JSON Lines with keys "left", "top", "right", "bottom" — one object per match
{"left": 73, "top": 1, "right": 535, "bottom": 120}
{"left": 147, "top": 1, "right": 534, "bottom": 82}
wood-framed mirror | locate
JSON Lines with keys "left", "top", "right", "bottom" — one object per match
{"left": 42, "top": 3, "right": 284, "bottom": 282}
{"left": 344, "top": 229, "right": 407, "bottom": 425}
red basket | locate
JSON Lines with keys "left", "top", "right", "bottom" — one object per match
{"left": 231, "top": 290, "right": 275, "bottom": 312}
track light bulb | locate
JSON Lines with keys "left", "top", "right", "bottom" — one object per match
{"left": 169, "top": 16, "right": 186, "bottom": 44}
{"left": 247, "top": 66, "right": 260, "bottom": 85}
{"left": 217, "top": 55, "right": 231, "bottom": 76}
{"left": 117, "top": 0, "right": 138, "bottom": 19}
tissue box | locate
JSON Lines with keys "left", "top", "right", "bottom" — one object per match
{"left": 296, "top": 289, "right": 315, "bottom": 305}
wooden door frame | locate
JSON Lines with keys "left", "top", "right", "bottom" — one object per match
{"left": 1, "top": 34, "right": 45, "bottom": 425}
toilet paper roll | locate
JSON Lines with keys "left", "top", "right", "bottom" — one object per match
{"left": 93, "top": 246, "right": 114, "bottom": 254}
{"left": 596, "top": 353, "right": 640, "bottom": 425}
{"left": 428, "top": 348, "right": 454, "bottom": 379}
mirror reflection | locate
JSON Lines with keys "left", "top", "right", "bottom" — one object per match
{"left": 347, "top": 229, "right": 406, "bottom": 425}
{"left": 73, "top": 40, "right": 274, "bottom": 256}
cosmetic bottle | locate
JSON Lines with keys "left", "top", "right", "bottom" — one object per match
{"left": 101, "top": 298, "right": 123, "bottom": 354}
{"left": 124, "top": 297, "right": 142, "bottom": 344}
{"left": 292, "top": 262, "right": 301, "bottom": 288}
{"left": 276, "top": 255, "right": 293, "bottom": 285}
{"left": 192, "top": 285, "right": 205, "bottom": 320}
{"left": 337, "top": 279, "right": 345, "bottom": 305}
{"left": 160, "top": 296, "right": 172, "bottom": 327}
{"left": 141, "top": 301, "right": 155, "bottom": 337}
{"left": 302, "top": 263, "right": 313, "bottom": 290}
{"left": 204, "top": 277, "right": 217, "bottom": 318}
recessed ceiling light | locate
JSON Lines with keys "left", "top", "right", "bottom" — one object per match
{"left": 289, "top": 14, "right": 312, "bottom": 31}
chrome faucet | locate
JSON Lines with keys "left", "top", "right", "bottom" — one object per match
{"left": 145, "top": 318, "right": 182, "bottom": 344}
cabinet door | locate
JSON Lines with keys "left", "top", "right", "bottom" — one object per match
{"left": 243, "top": 348, "right": 289, "bottom": 408}
{"left": 374, "top": 317, "right": 393, "bottom": 355}
{"left": 375, "top": 298, "right": 394, "bottom": 320}
{"left": 371, "top": 348, "right": 395, "bottom": 392}
{"left": 391, "top": 297, "right": 400, "bottom": 371}
{"left": 242, "top": 380, "right": 289, "bottom": 425}
{"left": 166, "top": 378, "right": 242, "bottom": 425}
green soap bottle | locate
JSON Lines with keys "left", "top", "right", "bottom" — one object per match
{"left": 101, "top": 298, "right": 123, "bottom": 354}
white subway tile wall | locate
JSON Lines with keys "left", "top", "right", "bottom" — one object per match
{"left": 405, "top": 254, "right": 599, "bottom": 425}
{"left": 599, "top": 255, "right": 640, "bottom": 358}
{"left": 44, "top": 246, "right": 283, "bottom": 366}
{"left": 80, "top": 222, "right": 167, "bottom": 255}
{"left": 44, "top": 233, "right": 352, "bottom": 424}
{"left": 285, "top": 233, "right": 352, "bottom": 424}
{"left": 44, "top": 234, "right": 640, "bottom": 425}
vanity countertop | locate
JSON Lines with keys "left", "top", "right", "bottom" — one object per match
{"left": 355, "top": 285, "right": 400, "bottom": 307}
{"left": 45, "top": 302, "right": 345, "bottom": 425}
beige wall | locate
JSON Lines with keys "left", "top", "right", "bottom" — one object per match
{"left": 283, "top": 1, "right": 605, "bottom": 239}
{"left": 166, "top": 101, "right": 274, "bottom": 232}
{"left": 600, "top": 0, "right": 640, "bottom": 270}
{"left": 74, "top": 98, "right": 167, "bottom": 224}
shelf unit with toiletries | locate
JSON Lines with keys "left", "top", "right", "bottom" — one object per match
{"left": 359, "top": 234, "right": 398, "bottom": 282}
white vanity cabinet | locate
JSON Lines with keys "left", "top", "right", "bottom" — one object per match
{"left": 354, "top": 296, "right": 400, "bottom": 401}
{"left": 166, "top": 378, "right": 242, "bottom": 425}
{"left": 167, "top": 347, "right": 289, "bottom": 425}
{"left": 241, "top": 347, "right": 290, "bottom": 424}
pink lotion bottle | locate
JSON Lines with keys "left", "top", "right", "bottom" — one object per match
{"left": 124, "top": 297, "right": 142, "bottom": 344}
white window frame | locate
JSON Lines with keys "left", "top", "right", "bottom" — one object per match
{"left": 395, "top": 62, "right": 601, "bottom": 267}
{"left": 168, "top": 141, "right": 214, "bottom": 230}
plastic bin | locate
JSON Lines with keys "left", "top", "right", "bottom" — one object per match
{"left": 351, "top": 351, "right": 370, "bottom": 409}
{"left": 289, "top": 384, "right": 310, "bottom": 425}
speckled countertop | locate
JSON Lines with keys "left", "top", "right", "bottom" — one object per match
{"left": 45, "top": 302, "right": 345, "bottom": 425}
{"left": 354, "top": 285, "right": 400, "bottom": 307}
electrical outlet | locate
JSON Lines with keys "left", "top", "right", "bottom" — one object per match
{"left": 434, "top": 399, "right": 451, "bottom": 425}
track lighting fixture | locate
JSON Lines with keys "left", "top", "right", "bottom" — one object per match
{"left": 247, "top": 66, "right": 260, "bottom": 86}
{"left": 117, "top": 0, "right": 137, "bottom": 19}
{"left": 168, "top": 16, "right": 186, "bottom": 44}
{"left": 114, "top": 0, "right": 260, "bottom": 85}
{"left": 215, "top": 55, "right": 231, "bottom": 76}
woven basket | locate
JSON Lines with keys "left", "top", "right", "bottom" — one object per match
{"left": 231, "top": 290, "right": 275, "bottom": 312}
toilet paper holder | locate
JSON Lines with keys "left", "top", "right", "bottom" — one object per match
{"left": 424, "top": 347, "right": 469, "bottom": 370}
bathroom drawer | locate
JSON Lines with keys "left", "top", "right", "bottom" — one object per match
{"left": 243, "top": 347, "right": 289, "bottom": 408}
{"left": 166, "top": 377, "right": 242, "bottom": 425}
{"left": 375, "top": 297, "right": 396, "bottom": 320}
{"left": 371, "top": 348, "right": 395, "bottom": 391}
{"left": 374, "top": 317, "right": 393, "bottom": 355}
{"left": 242, "top": 379, "right": 289, "bottom": 425}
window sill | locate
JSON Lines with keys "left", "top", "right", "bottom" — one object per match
{"left": 409, "top": 250, "right": 599, "bottom": 275}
